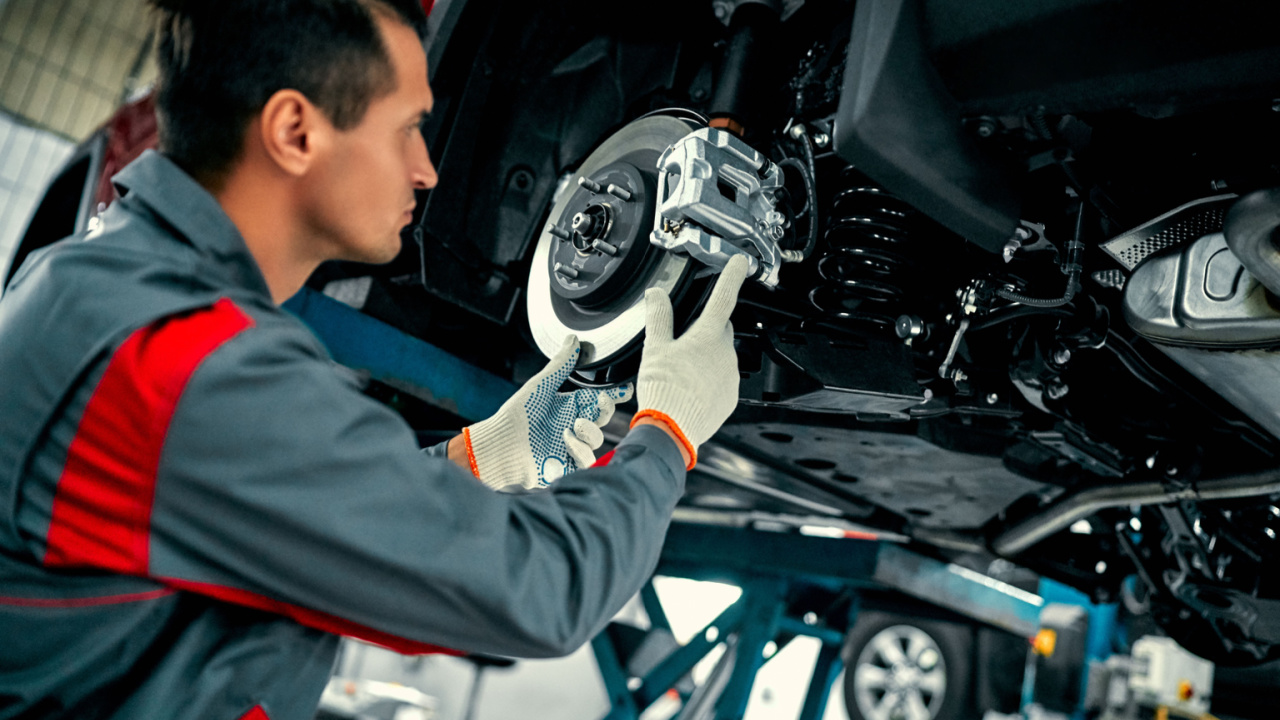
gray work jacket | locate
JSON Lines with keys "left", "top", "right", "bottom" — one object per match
{"left": 0, "top": 150, "right": 685, "bottom": 720}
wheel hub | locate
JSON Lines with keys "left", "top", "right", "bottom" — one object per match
{"left": 548, "top": 161, "right": 655, "bottom": 308}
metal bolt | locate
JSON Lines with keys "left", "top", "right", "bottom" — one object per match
{"left": 950, "top": 369, "right": 968, "bottom": 383}
{"left": 1046, "top": 383, "right": 1069, "bottom": 400}
{"left": 1211, "top": 179, "right": 1228, "bottom": 191}
{"left": 1272, "top": 98, "right": 1280, "bottom": 112}
{"left": 986, "top": 393, "right": 999, "bottom": 405}
{"left": 895, "top": 315, "right": 924, "bottom": 340}
{"left": 548, "top": 224, "right": 570, "bottom": 240}
{"left": 605, "top": 184, "right": 632, "bottom": 201}
{"left": 594, "top": 239, "right": 618, "bottom": 256}
{"left": 571, "top": 212, "right": 596, "bottom": 235}
{"left": 789, "top": 124, "right": 807, "bottom": 140}
{"left": 976, "top": 118, "right": 997, "bottom": 138}
{"left": 554, "top": 263, "right": 580, "bottom": 279}
{"left": 578, "top": 177, "right": 602, "bottom": 193}
{"left": 1053, "top": 348, "right": 1072, "bottom": 365}
{"left": 812, "top": 132, "right": 830, "bottom": 148}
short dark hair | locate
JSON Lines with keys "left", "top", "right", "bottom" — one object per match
{"left": 148, "top": 0, "right": 428, "bottom": 187}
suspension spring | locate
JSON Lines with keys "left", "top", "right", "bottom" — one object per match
{"left": 808, "top": 167, "right": 920, "bottom": 329}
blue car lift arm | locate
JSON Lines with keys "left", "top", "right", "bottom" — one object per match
{"left": 594, "top": 520, "right": 1046, "bottom": 720}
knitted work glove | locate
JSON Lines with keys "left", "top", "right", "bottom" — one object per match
{"left": 631, "top": 254, "right": 750, "bottom": 469}
{"left": 463, "top": 336, "right": 633, "bottom": 491}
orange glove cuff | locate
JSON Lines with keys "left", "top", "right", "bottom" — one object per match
{"left": 630, "top": 409, "right": 697, "bottom": 471}
{"left": 461, "top": 426, "right": 481, "bottom": 478}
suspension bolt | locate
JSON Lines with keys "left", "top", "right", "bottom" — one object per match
{"left": 789, "top": 124, "right": 807, "bottom": 140}
{"left": 1053, "top": 348, "right": 1072, "bottom": 365}
{"left": 950, "top": 369, "right": 968, "bottom": 383}
{"left": 578, "top": 177, "right": 603, "bottom": 193}
{"left": 895, "top": 315, "right": 925, "bottom": 340}
{"left": 976, "top": 117, "right": 998, "bottom": 138}
{"left": 812, "top": 132, "right": 830, "bottom": 148}
{"left": 1046, "top": 383, "right": 1069, "bottom": 400}
{"left": 986, "top": 393, "right": 999, "bottom": 405}
{"left": 554, "top": 263, "right": 580, "bottom": 279}
{"left": 605, "top": 184, "right": 632, "bottom": 202}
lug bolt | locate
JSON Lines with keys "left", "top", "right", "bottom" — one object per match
{"left": 578, "top": 177, "right": 602, "bottom": 193}
{"left": 554, "top": 263, "right": 580, "bottom": 279}
{"left": 594, "top": 240, "right": 618, "bottom": 256}
{"left": 605, "top": 184, "right": 632, "bottom": 201}
{"left": 548, "top": 225, "right": 570, "bottom": 240}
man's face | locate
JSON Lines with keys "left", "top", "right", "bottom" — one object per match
{"left": 303, "top": 15, "right": 437, "bottom": 264}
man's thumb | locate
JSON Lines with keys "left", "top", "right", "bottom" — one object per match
{"left": 644, "top": 288, "right": 674, "bottom": 344}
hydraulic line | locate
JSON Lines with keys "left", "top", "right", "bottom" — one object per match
{"left": 996, "top": 203, "right": 1087, "bottom": 308}
{"left": 777, "top": 125, "right": 818, "bottom": 263}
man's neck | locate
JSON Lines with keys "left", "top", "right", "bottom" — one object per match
{"left": 214, "top": 171, "right": 321, "bottom": 304}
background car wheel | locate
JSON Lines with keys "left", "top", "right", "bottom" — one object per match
{"left": 842, "top": 613, "right": 973, "bottom": 720}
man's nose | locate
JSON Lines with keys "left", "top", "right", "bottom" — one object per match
{"left": 412, "top": 133, "right": 438, "bottom": 191}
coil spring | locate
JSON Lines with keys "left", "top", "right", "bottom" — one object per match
{"left": 807, "top": 167, "right": 919, "bottom": 328}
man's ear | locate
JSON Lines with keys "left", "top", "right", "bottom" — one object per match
{"left": 258, "top": 89, "right": 330, "bottom": 177}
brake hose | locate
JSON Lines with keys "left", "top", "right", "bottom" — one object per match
{"left": 996, "top": 203, "right": 1087, "bottom": 308}
{"left": 778, "top": 124, "right": 819, "bottom": 263}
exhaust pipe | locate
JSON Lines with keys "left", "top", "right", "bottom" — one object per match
{"left": 992, "top": 468, "right": 1280, "bottom": 557}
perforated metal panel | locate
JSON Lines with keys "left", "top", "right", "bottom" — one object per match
{"left": 1101, "top": 195, "right": 1234, "bottom": 271}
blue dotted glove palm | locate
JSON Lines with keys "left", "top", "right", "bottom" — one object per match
{"left": 463, "top": 336, "right": 633, "bottom": 491}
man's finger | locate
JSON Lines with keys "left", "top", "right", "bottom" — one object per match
{"left": 563, "top": 428, "right": 596, "bottom": 468}
{"left": 644, "top": 288, "right": 674, "bottom": 345}
{"left": 698, "top": 254, "right": 750, "bottom": 327}
{"left": 572, "top": 418, "right": 604, "bottom": 449}
{"left": 534, "top": 334, "right": 580, "bottom": 382}
{"left": 593, "top": 391, "right": 617, "bottom": 428}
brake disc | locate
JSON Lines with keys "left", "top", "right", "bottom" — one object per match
{"left": 527, "top": 113, "right": 708, "bottom": 386}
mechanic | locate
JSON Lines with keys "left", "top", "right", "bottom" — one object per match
{"left": 0, "top": 1, "right": 749, "bottom": 718}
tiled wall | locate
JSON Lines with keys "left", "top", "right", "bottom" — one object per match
{"left": 0, "top": 0, "right": 152, "bottom": 141}
{"left": 0, "top": 111, "right": 73, "bottom": 286}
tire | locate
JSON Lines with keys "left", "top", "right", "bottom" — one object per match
{"left": 841, "top": 612, "right": 974, "bottom": 720}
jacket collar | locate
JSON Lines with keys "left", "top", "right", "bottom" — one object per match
{"left": 112, "top": 150, "right": 273, "bottom": 300}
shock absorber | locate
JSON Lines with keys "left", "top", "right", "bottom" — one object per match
{"left": 808, "top": 167, "right": 920, "bottom": 329}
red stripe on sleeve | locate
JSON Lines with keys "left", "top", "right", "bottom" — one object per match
{"left": 591, "top": 449, "right": 616, "bottom": 467}
{"left": 238, "top": 705, "right": 270, "bottom": 720}
{"left": 44, "top": 299, "right": 254, "bottom": 573}
{"left": 162, "top": 577, "right": 461, "bottom": 656}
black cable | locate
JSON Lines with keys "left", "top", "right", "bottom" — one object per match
{"left": 996, "top": 204, "right": 1087, "bottom": 308}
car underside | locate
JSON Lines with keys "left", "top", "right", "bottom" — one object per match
{"left": 15, "top": 0, "right": 1280, "bottom": 669}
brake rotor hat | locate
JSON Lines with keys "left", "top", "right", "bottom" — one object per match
{"left": 527, "top": 114, "right": 712, "bottom": 385}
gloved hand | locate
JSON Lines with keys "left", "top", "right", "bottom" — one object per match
{"left": 631, "top": 254, "right": 750, "bottom": 469}
{"left": 463, "top": 336, "right": 633, "bottom": 491}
